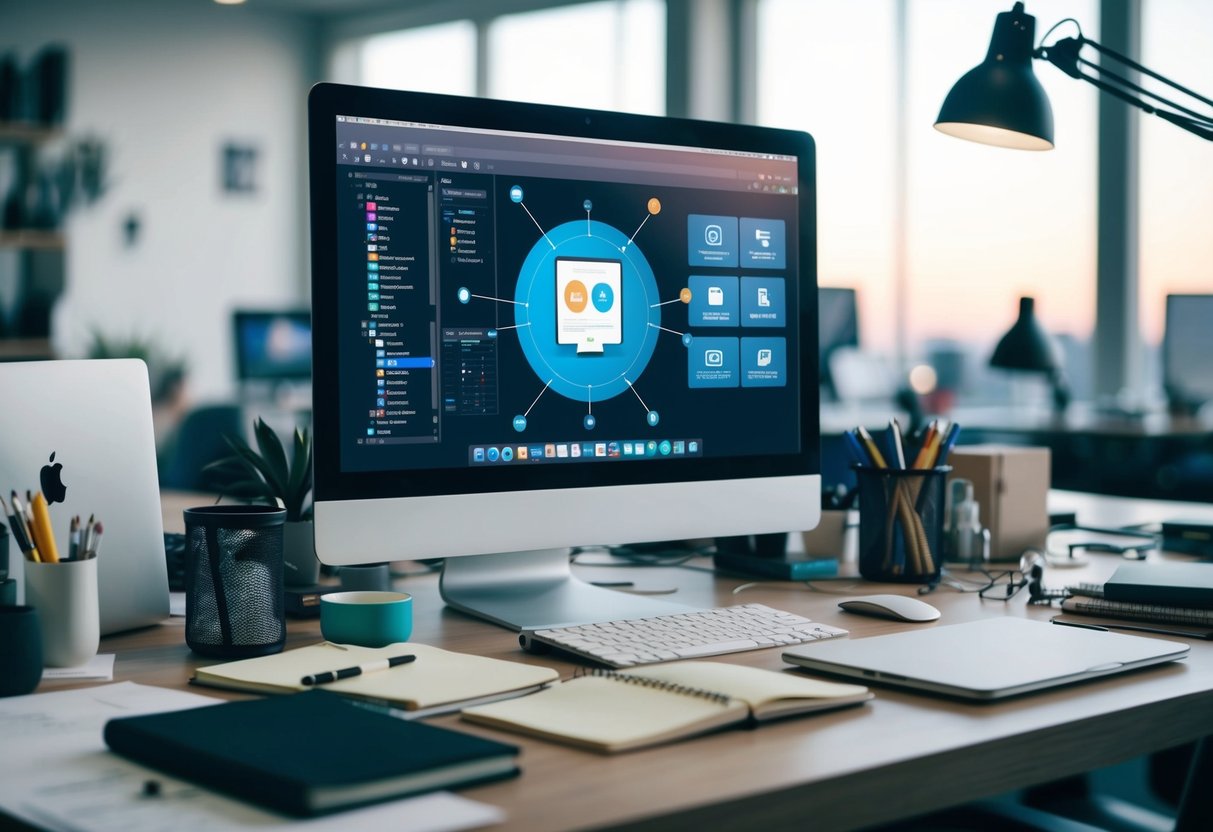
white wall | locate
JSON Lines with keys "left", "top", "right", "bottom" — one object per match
{"left": 1, "top": 0, "right": 318, "bottom": 399}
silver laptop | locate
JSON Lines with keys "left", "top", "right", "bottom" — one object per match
{"left": 783, "top": 617, "right": 1189, "bottom": 701}
{"left": 1, "top": 359, "right": 169, "bottom": 634}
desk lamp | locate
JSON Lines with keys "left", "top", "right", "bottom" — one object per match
{"left": 934, "top": 1, "right": 1213, "bottom": 150}
{"left": 990, "top": 296, "right": 1070, "bottom": 412}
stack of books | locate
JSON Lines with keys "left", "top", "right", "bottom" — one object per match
{"left": 1063, "top": 562, "right": 1213, "bottom": 633}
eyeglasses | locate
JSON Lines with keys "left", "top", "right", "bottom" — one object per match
{"left": 976, "top": 550, "right": 1048, "bottom": 601}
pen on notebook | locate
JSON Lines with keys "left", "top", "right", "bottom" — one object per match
{"left": 301, "top": 653, "right": 416, "bottom": 686}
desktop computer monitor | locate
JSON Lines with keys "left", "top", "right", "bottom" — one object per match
{"left": 818, "top": 287, "right": 858, "bottom": 397}
{"left": 308, "top": 84, "right": 820, "bottom": 630}
{"left": 1163, "top": 294, "right": 1213, "bottom": 409}
{"left": 233, "top": 309, "right": 312, "bottom": 382}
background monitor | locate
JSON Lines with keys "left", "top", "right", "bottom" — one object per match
{"left": 1163, "top": 294, "right": 1213, "bottom": 408}
{"left": 233, "top": 309, "right": 312, "bottom": 382}
{"left": 308, "top": 84, "right": 820, "bottom": 630}
{"left": 818, "top": 287, "right": 859, "bottom": 399}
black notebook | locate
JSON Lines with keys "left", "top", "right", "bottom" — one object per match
{"left": 1105, "top": 562, "right": 1213, "bottom": 608}
{"left": 104, "top": 690, "right": 520, "bottom": 817}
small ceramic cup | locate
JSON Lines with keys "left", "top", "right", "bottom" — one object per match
{"left": 0, "top": 606, "right": 43, "bottom": 696}
{"left": 23, "top": 558, "right": 100, "bottom": 667}
{"left": 320, "top": 591, "right": 412, "bottom": 648}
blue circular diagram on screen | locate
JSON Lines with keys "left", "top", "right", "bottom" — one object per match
{"left": 514, "top": 219, "right": 660, "bottom": 403}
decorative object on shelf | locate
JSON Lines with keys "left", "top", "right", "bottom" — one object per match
{"left": 936, "top": 2, "right": 1213, "bottom": 149}
{"left": 206, "top": 418, "right": 317, "bottom": 586}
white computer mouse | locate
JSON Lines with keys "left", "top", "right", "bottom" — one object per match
{"left": 838, "top": 594, "right": 941, "bottom": 623}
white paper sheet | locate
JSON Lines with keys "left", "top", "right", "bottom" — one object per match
{"left": 0, "top": 682, "right": 505, "bottom": 832}
{"left": 41, "top": 653, "right": 116, "bottom": 682}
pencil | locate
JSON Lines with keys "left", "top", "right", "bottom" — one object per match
{"left": 31, "top": 492, "right": 60, "bottom": 563}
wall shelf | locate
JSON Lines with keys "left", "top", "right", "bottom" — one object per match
{"left": 0, "top": 122, "right": 63, "bottom": 146}
{"left": 0, "top": 231, "right": 66, "bottom": 250}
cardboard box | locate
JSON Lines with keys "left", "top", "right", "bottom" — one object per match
{"left": 947, "top": 445, "right": 1050, "bottom": 562}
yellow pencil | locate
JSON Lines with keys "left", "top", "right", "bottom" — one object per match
{"left": 31, "top": 492, "right": 60, "bottom": 564}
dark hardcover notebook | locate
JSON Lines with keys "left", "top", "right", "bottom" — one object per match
{"left": 104, "top": 689, "right": 520, "bottom": 817}
{"left": 1105, "top": 562, "right": 1213, "bottom": 609}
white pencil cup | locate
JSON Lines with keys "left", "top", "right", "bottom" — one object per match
{"left": 23, "top": 558, "right": 100, "bottom": 667}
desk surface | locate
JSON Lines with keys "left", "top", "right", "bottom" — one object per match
{"left": 46, "top": 493, "right": 1213, "bottom": 832}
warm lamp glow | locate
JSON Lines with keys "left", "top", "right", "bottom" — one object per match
{"left": 908, "top": 364, "right": 939, "bottom": 395}
{"left": 933, "top": 121, "right": 1053, "bottom": 150}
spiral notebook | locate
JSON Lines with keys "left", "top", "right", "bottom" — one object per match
{"left": 461, "top": 662, "right": 871, "bottom": 753}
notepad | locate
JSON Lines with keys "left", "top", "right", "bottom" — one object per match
{"left": 192, "top": 642, "right": 559, "bottom": 716}
{"left": 461, "top": 662, "right": 871, "bottom": 753}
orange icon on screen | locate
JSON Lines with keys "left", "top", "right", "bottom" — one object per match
{"left": 368, "top": 253, "right": 379, "bottom": 261}
{"left": 564, "top": 279, "right": 588, "bottom": 313}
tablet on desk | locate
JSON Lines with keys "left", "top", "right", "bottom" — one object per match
{"left": 783, "top": 617, "right": 1190, "bottom": 701}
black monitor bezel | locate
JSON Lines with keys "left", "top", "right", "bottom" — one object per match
{"left": 308, "top": 82, "right": 819, "bottom": 502}
{"left": 232, "top": 309, "right": 313, "bottom": 382}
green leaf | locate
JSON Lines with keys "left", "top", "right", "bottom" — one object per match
{"left": 253, "top": 419, "right": 290, "bottom": 489}
{"left": 283, "top": 429, "right": 314, "bottom": 522}
{"left": 223, "top": 478, "right": 278, "bottom": 504}
{"left": 225, "top": 434, "right": 286, "bottom": 497}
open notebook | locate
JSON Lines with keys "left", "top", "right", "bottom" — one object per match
{"left": 192, "top": 642, "right": 559, "bottom": 716}
{"left": 462, "top": 662, "right": 871, "bottom": 753}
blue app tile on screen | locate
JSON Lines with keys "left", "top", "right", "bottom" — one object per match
{"left": 688, "top": 337, "right": 739, "bottom": 388}
{"left": 740, "top": 218, "right": 786, "bottom": 269}
{"left": 688, "top": 276, "right": 739, "bottom": 326}
{"left": 688, "top": 215, "right": 738, "bottom": 267}
{"left": 741, "top": 337, "right": 787, "bottom": 387}
{"left": 740, "top": 276, "right": 786, "bottom": 327}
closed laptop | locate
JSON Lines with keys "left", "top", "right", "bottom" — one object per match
{"left": 783, "top": 617, "right": 1189, "bottom": 701}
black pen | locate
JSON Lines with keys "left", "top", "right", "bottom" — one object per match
{"left": 1051, "top": 617, "right": 1213, "bottom": 640}
{"left": 301, "top": 653, "right": 416, "bottom": 686}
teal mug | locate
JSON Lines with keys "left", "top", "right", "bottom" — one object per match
{"left": 320, "top": 591, "right": 413, "bottom": 647}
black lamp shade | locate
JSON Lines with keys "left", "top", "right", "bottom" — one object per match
{"left": 935, "top": 2, "right": 1055, "bottom": 150}
{"left": 990, "top": 297, "right": 1058, "bottom": 373}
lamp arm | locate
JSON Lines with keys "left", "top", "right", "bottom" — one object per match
{"left": 1036, "top": 35, "right": 1213, "bottom": 142}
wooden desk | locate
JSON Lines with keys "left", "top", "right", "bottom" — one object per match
{"left": 44, "top": 495, "right": 1213, "bottom": 831}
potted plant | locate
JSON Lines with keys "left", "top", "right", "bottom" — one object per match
{"left": 205, "top": 418, "right": 317, "bottom": 586}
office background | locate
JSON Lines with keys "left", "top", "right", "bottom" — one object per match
{"left": 0, "top": 0, "right": 1210, "bottom": 489}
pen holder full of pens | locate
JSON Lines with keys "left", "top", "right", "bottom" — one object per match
{"left": 23, "top": 558, "right": 100, "bottom": 667}
{"left": 184, "top": 505, "right": 286, "bottom": 659}
{"left": 855, "top": 466, "right": 949, "bottom": 584}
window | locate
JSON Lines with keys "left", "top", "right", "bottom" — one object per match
{"left": 360, "top": 21, "right": 477, "bottom": 96}
{"left": 756, "top": 0, "right": 898, "bottom": 355}
{"left": 1139, "top": 0, "right": 1213, "bottom": 361}
{"left": 487, "top": 0, "right": 665, "bottom": 114}
{"left": 757, "top": 0, "right": 1098, "bottom": 404}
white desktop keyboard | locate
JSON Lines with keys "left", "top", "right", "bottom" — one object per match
{"left": 519, "top": 603, "right": 848, "bottom": 668}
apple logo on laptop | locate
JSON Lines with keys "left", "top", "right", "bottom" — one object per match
{"left": 40, "top": 452, "right": 67, "bottom": 505}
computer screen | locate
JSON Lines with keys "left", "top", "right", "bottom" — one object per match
{"left": 308, "top": 85, "right": 819, "bottom": 629}
{"left": 233, "top": 310, "right": 312, "bottom": 382}
{"left": 1164, "top": 294, "right": 1213, "bottom": 406}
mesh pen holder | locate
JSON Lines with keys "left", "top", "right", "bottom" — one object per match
{"left": 855, "top": 466, "right": 949, "bottom": 584}
{"left": 184, "top": 505, "right": 286, "bottom": 658}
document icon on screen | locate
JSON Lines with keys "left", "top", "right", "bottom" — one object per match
{"left": 757, "top": 348, "right": 773, "bottom": 367}
{"left": 705, "top": 349, "right": 724, "bottom": 367}
{"left": 707, "top": 286, "right": 724, "bottom": 307}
